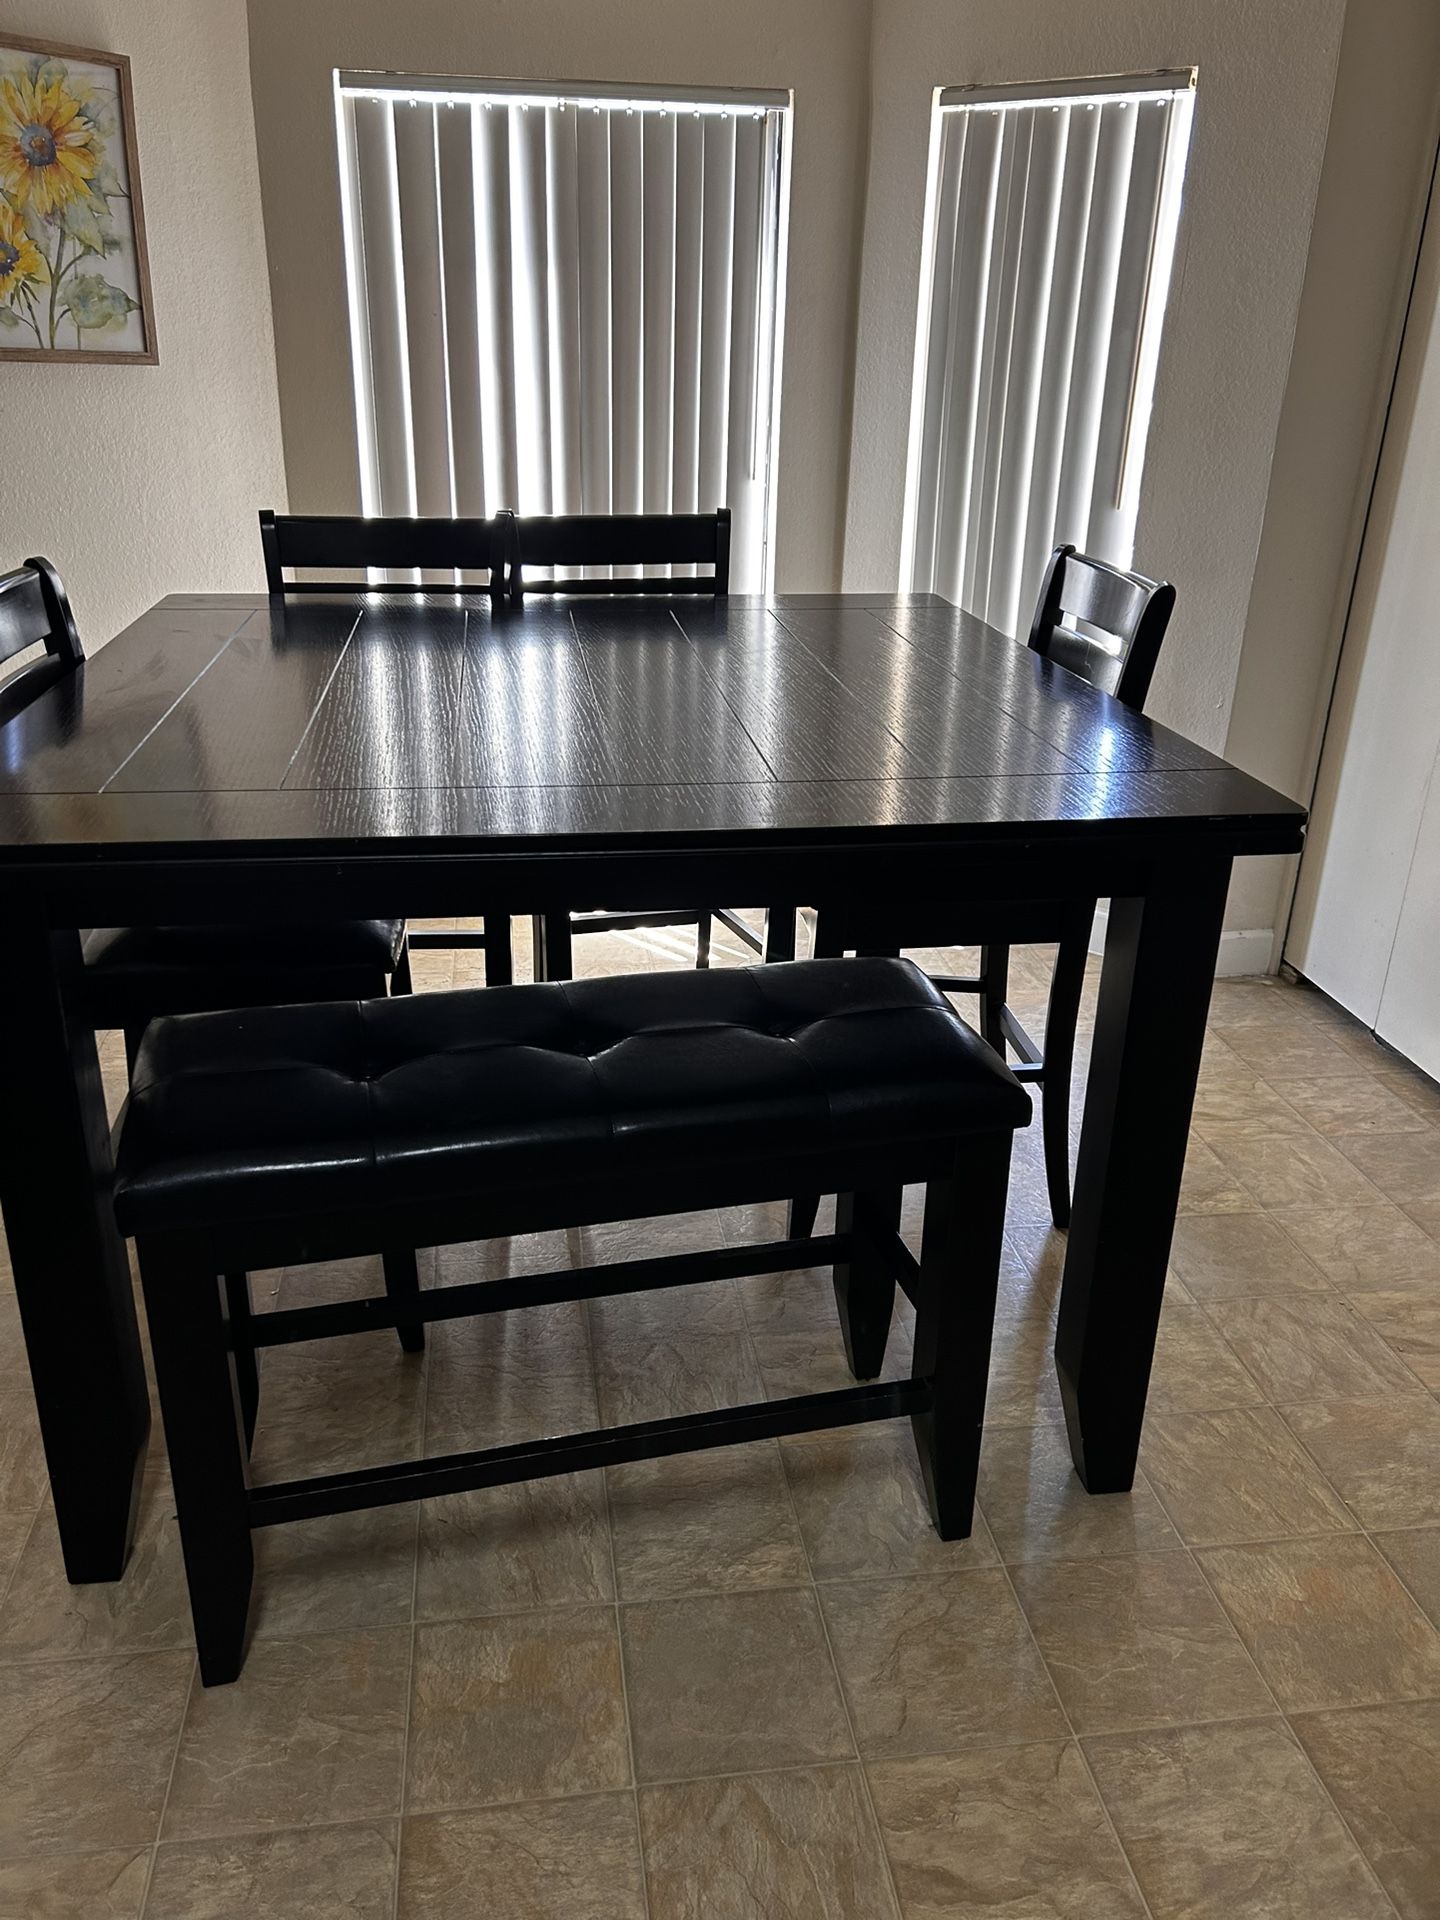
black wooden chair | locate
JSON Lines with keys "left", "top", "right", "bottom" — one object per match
{"left": 0, "top": 556, "right": 424, "bottom": 1359}
{"left": 503, "top": 509, "right": 778, "bottom": 976}
{"left": 113, "top": 957, "right": 1030, "bottom": 1683}
{"left": 796, "top": 546, "right": 1176, "bottom": 1232}
{"left": 259, "top": 509, "right": 515, "bottom": 983}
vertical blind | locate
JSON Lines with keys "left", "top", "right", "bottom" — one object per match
{"left": 901, "top": 73, "right": 1195, "bottom": 635}
{"left": 335, "top": 76, "right": 790, "bottom": 590}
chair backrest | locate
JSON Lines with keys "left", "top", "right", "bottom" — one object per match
{"left": 508, "top": 510, "right": 731, "bottom": 601}
{"left": 258, "top": 510, "right": 511, "bottom": 598}
{"left": 1027, "top": 544, "right": 1175, "bottom": 711}
{"left": 0, "top": 558, "right": 85, "bottom": 725}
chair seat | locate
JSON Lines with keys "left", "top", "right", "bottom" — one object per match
{"left": 81, "top": 920, "right": 405, "bottom": 1025}
{"left": 114, "top": 958, "right": 1030, "bottom": 1236}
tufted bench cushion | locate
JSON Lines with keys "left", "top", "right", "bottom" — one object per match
{"left": 113, "top": 957, "right": 1030, "bottom": 1236}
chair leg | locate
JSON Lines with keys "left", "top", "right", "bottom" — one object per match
{"left": 390, "top": 944, "right": 413, "bottom": 996}
{"left": 532, "top": 911, "right": 574, "bottom": 983}
{"left": 123, "top": 1024, "right": 146, "bottom": 1078}
{"left": 383, "top": 1249, "right": 425, "bottom": 1354}
{"left": 911, "top": 1132, "right": 1013, "bottom": 1539}
{"left": 1040, "top": 919, "right": 1090, "bottom": 1231}
{"left": 978, "top": 944, "right": 1010, "bottom": 1053}
{"left": 485, "top": 914, "right": 514, "bottom": 987}
{"left": 695, "top": 910, "right": 712, "bottom": 970}
{"left": 136, "top": 1233, "right": 254, "bottom": 1685}
{"left": 809, "top": 912, "right": 847, "bottom": 961}
{"left": 223, "top": 1272, "right": 260, "bottom": 1453}
{"left": 832, "top": 1189, "right": 901, "bottom": 1379}
{"left": 788, "top": 1193, "right": 821, "bottom": 1239}
{"left": 763, "top": 907, "right": 797, "bottom": 962}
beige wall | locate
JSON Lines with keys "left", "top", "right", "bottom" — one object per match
{"left": 0, "top": 0, "right": 286, "bottom": 644}
{"left": 1225, "top": 0, "right": 1440, "bottom": 955}
{"left": 245, "top": 0, "right": 873, "bottom": 592}
{"left": 843, "top": 0, "right": 1347, "bottom": 767}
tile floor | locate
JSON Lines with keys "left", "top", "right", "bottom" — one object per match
{"left": 1, "top": 917, "right": 1438, "bottom": 1917}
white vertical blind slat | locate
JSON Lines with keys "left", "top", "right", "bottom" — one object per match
{"left": 576, "top": 106, "right": 613, "bottom": 515}
{"left": 698, "top": 113, "right": 737, "bottom": 519}
{"left": 544, "top": 104, "right": 583, "bottom": 516}
{"left": 725, "top": 114, "right": 765, "bottom": 584}
{"left": 436, "top": 103, "right": 486, "bottom": 519}
{"left": 641, "top": 112, "right": 677, "bottom": 513}
{"left": 512, "top": 105, "right": 554, "bottom": 511}
{"left": 351, "top": 99, "right": 415, "bottom": 517}
{"left": 392, "top": 103, "right": 453, "bottom": 531}
{"left": 609, "top": 108, "right": 644, "bottom": 528}
{"left": 906, "top": 83, "right": 1191, "bottom": 630}
{"left": 671, "top": 113, "right": 705, "bottom": 523}
{"left": 474, "top": 104, "right": 520, "bottom": 511}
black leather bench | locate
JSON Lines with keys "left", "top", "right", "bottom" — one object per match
{"left": 114, "top": 957, "right": 1030, "bottom": 1684}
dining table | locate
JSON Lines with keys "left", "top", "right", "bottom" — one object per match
{"left": 0, "top": 586, "right": 1306, "bottom": 1584}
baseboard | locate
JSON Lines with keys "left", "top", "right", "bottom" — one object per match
{"left": 1088, "top": 904, "right": 1276, "bottom": 979}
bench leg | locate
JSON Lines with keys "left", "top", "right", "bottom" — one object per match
{"left": 1040, "top": 919, "right": 1090, "bottom": 1231}
{"left": 695, "top": 910, "right": 713, "bottom": 969}
{"left": 137, "top": 1233, "right": 253, "bottom": 1685}
{"left": 788, "top": 1193, "right": 821, "bottom": 1240}
{"left": 485, "top": 915, "right": 514, "bottom": 987}
{"left": 911, "top": 1132, "right": 1012, "bottom": 1539}
{"left": 978, "top": 944, "right": 1010, "bottom": 1053}
{"left": 223, "top": 1272, "right": 259, "bottom": 1453}
{"left": 832, "top": 1189, "right": 900, "bottom": 1379}
{"left": 383, "top": 1250, "right": 425, "bottom": 1354}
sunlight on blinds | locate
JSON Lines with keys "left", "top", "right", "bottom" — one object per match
{"left": 335, "top": 76, "right": 791, "bottom": 591}
{"left": 900, "top": 74, "right": 1195, "bottom": 634}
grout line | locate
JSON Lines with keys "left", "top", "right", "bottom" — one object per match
{"left": 138, "top": 1653, "right": 198, "bottom": 1919}
{"left": 389, "top": 1288, "right": 428, "bottom": 1920}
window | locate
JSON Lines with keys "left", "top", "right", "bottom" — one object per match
{"left": 900, "top": 72, "right": 1195, "bottom": 634}
{"left": 334, "top": 73, "right": 792, "bottom": 591}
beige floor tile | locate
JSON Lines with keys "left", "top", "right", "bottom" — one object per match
{"left": 981, "top": 1309, "right": 1067, "bottom": 1426}
{"left": 425, "top": 1302, "right": 598, "bottom": 1451}
{"left": 431, "top": 1229, "right": 573, "bottom": 1288}
{"left": 1084, "top": 1717, "right": 1393, "bottom": 1919}
{"left": 0, "top": 1505, "right": 32, "bottom": 1593}
{"left": 1271, "top": 1201, "right": 1440, "bottom": 1290}
{"left": 0, "top": 1474, "right": 191, "bottom": 1658}
{"left": 0, "top": 1649, "right": 192, "bottom": 1857}
{"left": 608, "top": 1441, "right": 808, "bottom": 1599}
{"left": 407, "top": 1607, "right": 628, "bottom": 1811}
{"left": 738, "top": 1264, "right": 849, "bottom": 1336}
{"left": 1177, "top": 1138, "right": 1256, "bottom": 1214}
{"left": 1280, "top": 1395, "right": 1440, "bottom": 1529}
{"left": 1292, "top": 1699, "right": 1440, "bottom": 1920}
{"left": 1190, "top": 1073, "right": 1307, "bottom": 1142}
{"left": 147, "top": 1821, "right": 399, "bottom": 1918}
{"left": 820, "top": 1570, "right": 1066, "bottom": 1760}
{"left": 580, "top": 1211, "right": 729, "bottom": 1268}
{"left": 1143, "top": 1300, "right": 1266, "bottom": 1413}
{"left": 1207, "top": 1292, "right": 1422, "bottom": 1401}
{"left": 1140, "top": 1406, "right": 1355, "bottom": 1547}
{"left": 1271, "top": 1074, "right": 1432, "bottom": 1137}
{"left": 1336, "top": 1128, "right": 1440, "bottom": 1210}
{"left": 589, "top": 1276, "right": 746, "bottom": 1342}
{"left": 1015, "top": 1552, "right": 1273, "bottom": 1734}
{"left": 1168, "top": 1211, "right": 1329, "bottom": 1299}
{"left": 868, "top": 1743, "right": 1147, "bottom": 1919}
{"left": 595, "top": 1328, "right": 766, "bottom": 1426}
{"left": 164, "top": 1627, "right": 410, "bottom": 1839}
{"left": 416, "top": 1473, "right": 611, "bottom": 1621}
{"left": 250, "top": 1332, "right": 425, "bottom": 1481}
{"left": 1197, "top": 1535, "right": 1440, "bottom": 1712}
{"left": 781, "top": 1425, "right": 998, "bottom": 1580}
{"left": 753, "top": 1322, "right": 916, "bottom": 1400}
{"left": 0, "top": 1386, "right": 47, "bottom": 1514}
{"left": 1348, "top": 1289, "right": 1440, "bottom": 1388}
{"left": 1373, "top": 1527, "right": 1440, "bottom": 1628}
{"left": 400, "top": 1794, "right": 646, "bottom": 1919}
{"left": 977, "top": 1421, "right": 1180, "bottom": 1564}
{"left": 1208, "top": 1131, "right": 1381, "bottom": 1210}
{"left": 0, "top": 1849, "right": 150, "bottom": 1915}
{"left": 621, "top": 1588, "right": 852, "bottom": 1782}
{"left": 250, "top": 1505, "right": 419, "bottom": 1640}
{"left": 1377, "top": 1065, "right": 1440, "bottom": 1123}
{"left": 1217, "top": 1019, "right": 1372, "bottom": 1080}
{"left": 640, "top": 1766, "right": 898, "bottom": 1920}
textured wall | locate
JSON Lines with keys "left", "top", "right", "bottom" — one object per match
{"left": 245, "top": 0, "right": 873, "bottom": 592}
{"left": 0, "top": 0, "right": 287, "bottom": 644}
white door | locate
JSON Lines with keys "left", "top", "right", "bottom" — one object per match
{"left": 1286, "top": 167, "right": 1440, "bottom": 1077}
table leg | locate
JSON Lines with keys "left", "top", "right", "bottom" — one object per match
{"left": 1054, "top": 860, "right": 1231, "bottom": 1493}
{"left": 0, "top": 923, "right": 150, "bottom": 1580}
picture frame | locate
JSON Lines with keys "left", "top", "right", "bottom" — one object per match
{"left": 0, "top": 32, "right": 157, "bottom": 364}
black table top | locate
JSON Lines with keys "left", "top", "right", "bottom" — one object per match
{"left": 0, "top": 592, "right": 1305, "bottom": 866}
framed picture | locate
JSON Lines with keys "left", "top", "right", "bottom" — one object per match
{"left": 0, "top": 33, "right": 157, "bottom": 363}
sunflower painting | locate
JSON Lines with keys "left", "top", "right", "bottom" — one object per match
{"left": 0, "top": 35, "right": 156, "bottom": 363}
